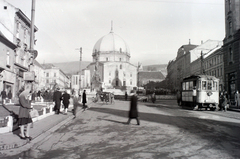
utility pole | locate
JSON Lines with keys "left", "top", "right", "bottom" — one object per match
{"left": 25, "top": 0, "right": 36, "bottom": 91}
{"left": 76, "top": 47, "right": 82, "bottom": 93}
{"left": 29, "top": 0, "right": 36, "bottom": 69}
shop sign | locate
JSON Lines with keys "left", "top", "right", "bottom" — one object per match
{"left": 24, "top": 71, "right": 35, "bottom": 81}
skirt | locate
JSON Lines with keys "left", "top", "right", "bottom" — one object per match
{"left": 18, "top": 118, "right": 32, "bottom": 126}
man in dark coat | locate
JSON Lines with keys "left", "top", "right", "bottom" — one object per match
{"left": 1, "top": 89, "right": 7, "bottom": 105}
{"left": 62, "top": 90, "right": 70, "bottom": 115}
{"left": 127, "top": 90, "right": 140, "bottom": 125}
{"left": 82, "top": 90, "right": 87, "bottom": 111}
{"left": 53, "top": 88, "right": 62, "bottom": 114}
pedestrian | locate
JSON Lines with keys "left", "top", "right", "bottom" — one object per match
{"left": 125, "top": 91, "right": 128, "bottom": 101}
{"left": 110, "top": 92, "right": 115, "bottom": 104}
{"left": 72, "top": 91, "right": 81, "bottom": 119}
{"left": 192, "top": 86, "right": 197, "bottom": 106}
{"left": 222, "top": 93, "right": 228, "bottom": 112}
{"left": 151, "top": 92, "right": 156, "bottom": 103}
{"left": 82, "top": 90, "right": 87, "bottom": 111}
{"left": 7, "top": 89, "right": 12, "bottom": 103}
{"left": 18, "top": 88, "right": 33, "bottom": 140}
{"left": 1, "top": 89, "right": 7, "bottom": 105}
{"left": 37, "top": 90, "right": 41, "bottom": 101}
{"left": 127, "top": 90, "right": 140, "bottom": 125}
{"left": 62, "top": 90, "right": 70, "bottom": 115}
{"left": 53, "top": 87, "right": 62, "bottom": 114}
{"left": 176, "top": 89, "right": 181, "bottom": 105}
{"left": 235, "top": 90, "right": 240, "bottom": 108}
{"left": 219, "top": 91, "right": 224, "bottom": 111}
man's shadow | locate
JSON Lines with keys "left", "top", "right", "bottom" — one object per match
{"left": 97, "top": 118, "right": 127, "bottom": 125}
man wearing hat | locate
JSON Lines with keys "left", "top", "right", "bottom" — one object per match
{"left": 53, "top": 87, "right": 62, "bottom": 114}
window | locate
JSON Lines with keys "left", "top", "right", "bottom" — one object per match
{"left": 109, "top": 80, "right": 111, "bottom": 84}
{"left": 106, "top": 57, "right": 108, "bottom": 61}
{"left": 229, "top": 21, "right": 232, "bottom": 35}
{"left": 120, "top": 64, "right": 122, "bottom": 69}
{"left": 46, "top": 79, "right": 49, "bottom": 83}
{"left": 130, "top": 73, "right": 132, "bottom": 77}
{"left": 54, "top": 73, "right": 56, "bottom": 77}
{"left": 119, "top": 58, "right": 121, "bottom": 61}
{"left": 202, "top": 81, "right": 207, "bottom": 90}
{"left": 228, "top": 0, "right": 231, "bottom": 11}
{"left": 123, "top": 81, "right": 126, "bottom": 86}
{"left": 6, "top": 51, "right": 10, "bottom": 67}
{"left": 229, "top": 47, "right": 233, "bottom": 63}
{"left": 24, "top": 29, "right": 27, "bottom": 43}
{"left": 46, "top": 73, "right": 49, "bottom": 77}
{"left": 109, "top": 72, "right": 111, "bottom": 76}
{"left": 207, "top": 81, "right": 212, "bottom": 90}
{"left": 189, "top": 81, "right": 193, "bottom": 90}
{"left": 16, "top": 22, "right": 20, "bottom": 38}
{"left": 182, "top": 82, "right": 186, "bottom": 90}
{"left": 130, "top": 80, "right": 132, "bottom": 85}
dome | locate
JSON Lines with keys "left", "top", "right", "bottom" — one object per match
{"left": 92, "top": 31, "right": 130, "bottom": 55}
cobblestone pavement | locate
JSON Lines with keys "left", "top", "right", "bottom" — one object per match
{"left": 2, "top": 100, "right": 240, "bottom": 159}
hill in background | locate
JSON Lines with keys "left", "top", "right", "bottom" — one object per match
{"left": 48, "top": 61, "right": 167, "bottom": 77}
{"left": 48, "top": 61, "right": 91, "bottom": 75}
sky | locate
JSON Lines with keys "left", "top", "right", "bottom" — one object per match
{"left": 6, "top": 0, "right": 225, "bottom": 66}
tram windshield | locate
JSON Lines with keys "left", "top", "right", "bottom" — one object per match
{"left": 201, "top": 80, "right": 218, "bottom": 91}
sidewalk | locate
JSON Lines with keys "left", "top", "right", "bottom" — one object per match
{"left": 0, "top": 102, "right": 92, "bottom": 151}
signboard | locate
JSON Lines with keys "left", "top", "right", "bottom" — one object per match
{"left": 24, "top": 71, "right": 35, "bottom": 81}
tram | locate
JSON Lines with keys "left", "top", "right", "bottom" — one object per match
{"left": 179, "top": 75, "right": 219, "bottom": 110}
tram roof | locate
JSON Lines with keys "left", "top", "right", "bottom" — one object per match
{"left": 183, "top": 75, "right": 219, "bottom": 81}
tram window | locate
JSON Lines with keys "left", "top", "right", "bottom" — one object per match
{"left": 198, "top": 81, "right": 201, "bottom": 90}
{"left": 207, "top": 81, "right": 212, "bottom": 90}
{"left": 202, "top": 81, "right": 207, "bottom": 90}
{"left": 186, "top": 82, "right": 189, "bottom": 90}
{"left": 189, "top": 81, "right": 193, "bottom": 90}
{"left": 182, "top": 82, "right": 186, "bottom": 90}
{"left": 213, "top": 81, "right": 218, "bottom": 91}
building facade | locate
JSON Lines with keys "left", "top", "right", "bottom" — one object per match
{"left": 190, "top": 40, "right": 223, "bottom": 75}
{"left": 41, "top": 64, "right": 70, "bottom": 90}
{"left": 0, "top": 0, "right": 38, "bottom": 100}
{"left": 222, "top": 0, "right": 240, "bottom": 100}
{"left": 166, "top": 41, "right": 198, "bottom": 91}
{"left": 85, "top": 28, "right": 137, "bottom": 91}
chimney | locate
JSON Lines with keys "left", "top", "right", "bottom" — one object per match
{"left": 189, "top": 39, "right": 191, "bottom": 45}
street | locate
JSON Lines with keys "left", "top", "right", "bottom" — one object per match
{"left": 3, "top": 100, "right": 240, "bottom": 159}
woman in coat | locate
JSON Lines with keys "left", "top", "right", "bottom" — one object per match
{"left": 18, "top": 88, "right": 32, "bottom": 140}
{"left": 62, "top": 90, "right": 70, "bottom": 115}
{"left": 127, "top": 90, "right": 140, "bottom": 125}
{"left": 72, "top": 91, "right": 81, "bottom": 119}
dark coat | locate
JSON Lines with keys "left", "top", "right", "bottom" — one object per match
{"left": 62, "top": 93, "right": 70, "bottom": 106}
{"left": 82, "top": 92, "right": 87, "bottom": 104}
{"left": 129, "top": 95, "right": 138, "bottom": 118}
{"left": 53, "top": 90, "right": 62, "bottom": 109}
{"left": 1, "top": 90, "right": 6, "bottom": 99}
{"left": 7, "top": 91, "right": 12, "bottom": 99}
{"left": 18, "top": 91, "right": 31, "bottom": 118}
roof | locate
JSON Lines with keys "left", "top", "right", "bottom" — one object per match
{"left": 139, "top": 71, "right": 165, "bottom": 80}
{"left": 183, "top": 75, "right": 219, "bottom": 81}
{"left": 33, "top": 60, "right": 43, "bottom": 68}
{"left": 93, "top": 31, "right": 130, "bottom": 55}
{"left": 0, "top": 31, "right": 17, "bottom": 49}
{"left": 177, "top": 44, "right": 198, "bottom": 58}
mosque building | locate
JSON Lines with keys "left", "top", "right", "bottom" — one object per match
{"left": 84, "top": 26, "right": 138, "bottom": 91}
